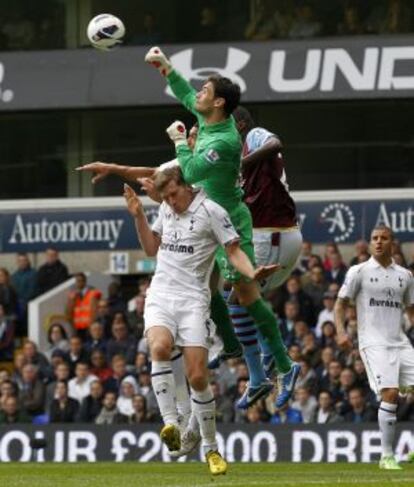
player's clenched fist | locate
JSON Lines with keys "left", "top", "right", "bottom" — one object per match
{"left": 166, "top": 121, "right": 187, "bottom": 147}
{"left": 123, "top": 184, "right": 143, "bottom": 217}
{"left": 144, "top": 46, "right": 172, "bottom": 77}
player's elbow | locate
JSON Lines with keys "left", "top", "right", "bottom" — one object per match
{"left": 267, "top": 137, "right": 283, "bottom": 154}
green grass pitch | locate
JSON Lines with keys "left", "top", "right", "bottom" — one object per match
{"left": 1, "top": 462, "right": 414, "bottom": 487}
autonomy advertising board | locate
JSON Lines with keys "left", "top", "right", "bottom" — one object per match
{"left": 0, "top": 424, "right": 413, "bottom": 463}
{"left": 0, "top": 199, "right": 413, "bottom": 252}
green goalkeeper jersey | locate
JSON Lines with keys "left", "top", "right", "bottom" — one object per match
{"left": 167, "top": 70, "right": 243, "bottom": 214}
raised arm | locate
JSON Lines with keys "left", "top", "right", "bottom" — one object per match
{"left": 76, "top": 162, "right": 155, "bottom": 184}
{"left": 145, "top": 47, "right": 200, "bottom": 118}
{"left": 242, "top": 136, "right": 282, "bottom": 170}
{"left": 123, "top": 184, "right": 160, "bottom": 257}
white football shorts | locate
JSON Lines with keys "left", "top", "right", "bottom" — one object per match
{"left": 253, "top": 228, "right": 303, "bottom": 293}
{"left": 360, "top": 344, "right": 414, "bottom": 394}
{"left": 144, "top": 291, "right": 215, "bottom": 349}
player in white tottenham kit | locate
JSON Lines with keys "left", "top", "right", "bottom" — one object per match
{"left": 123, "top": 165, "right": 278, "bottom": 476}
{"left": 335, "top": 225, "right": 414, "bottom": 470}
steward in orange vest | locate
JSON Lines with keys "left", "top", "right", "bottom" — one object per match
{"left": 67, "top": 273, "right": 102, "bottom": 331}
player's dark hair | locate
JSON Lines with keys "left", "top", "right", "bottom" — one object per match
{"left": 233, "top": 106, "right": 255, "bottom": 135}
{"left": 208, "top": 75, "right": 241, "bottom": 116}
{"left": 371, "top": 225, "right": 394, "bottom": 239}
{"left": 154, "top": 166, "right": 188, "bottom": 192}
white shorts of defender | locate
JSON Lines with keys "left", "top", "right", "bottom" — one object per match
{"left": 144, "top": 292, "right": 215, "bottom": 349}
{"left": 253, "top": 228, "right": 303, "bottom": 294}
{"left": 360, "top": 344, "right": 414, "bottom": 394}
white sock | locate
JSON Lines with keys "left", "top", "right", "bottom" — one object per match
{"left": 378, "top": 401, "right": 397, "bottom": 458}
{"left": 151, "top": 361, "right": 178, "bottom": 426}
{"left": 191, "top": 386, "right": 217, "bottom": 455}
{"left": 171, "top": 352, "right": 191, "bottom": 431}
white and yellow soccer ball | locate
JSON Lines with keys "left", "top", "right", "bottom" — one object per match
{"left": 87, "top": 14, "right": 125, "bottom": 51}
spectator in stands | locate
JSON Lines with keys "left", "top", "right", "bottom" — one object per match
{"left": 319, "top": 321, "right": 337, "bottom": 349}
{"left": 45, "top": 323, "right": 70, "bottom": 361}
{"left": 244, "top": 0, "right": 291, "bottom": 41}
{"left": 11, "top": 253, "right": 37, "bottom": 331}
{"left": 95, "top": 391, "right": 128, "bottom": 425}
{"left": 274, "top": 275, "right": 315, "bottom": 325}
{"left": 90, "top": 350, "right": 112, "bottom": 382}
{"left": 291, "top": 320, "right": 311, "bottom": 349}
{"left": 301, "top": 332, "right": 321, "bottom": 368}
{"left": 315, "top": 346, "right": 335, "bottom": 382}
{"left": 289, "top": 2, "right": 321, "bottom": 38}
{"left": 19, "top": 364, "right": 46, "bottom": 417}
{"left": 303, "top": 265, "right": 328, "bottom": 313}
{"left": 270, "top": 401, "right": 303, "bottom": 424}
{"left": 77, "top": 379, "right": 104, "bottom": 423}
{"left": 211, "top": 381, "right": 234, "bottom": 423}
{"left": 367, "top": 0, "right": 412, "bottom": 34}
{"left": 279, "top": 300, "right": 300, "bottom": 346}
{"left": 343, "top": 387, "right": 377, "bottom": 423}
{"left": 22, "top": 340, "right": 51, "bottom": 380}
{"left": 0, "top": 268, "right": 18, "bottom": 318}
{"left": 131, "top": 12, "right": 162, "bottom": 45}
{"left": 398, "top": 392, "right": 414, "bottom": 421}
{"left": 135, "top": 351, "right": 149, "bottom": 375}
{"left": 104, "top": 355, "right": 129, "bottom": 394}
{"left": 107, "top": 282, "right": 127, "bottom": 318}
{"left": 319, "top": 360, "right": 343, "bottom": 402}
{"left": 95, "top": 299, "right": 112, "bottom": 338}
{"left": 106, "top": 318, "right": 137, "bottom": 365}
{"left": 67, "top": 336, "right": 88, "bottom": 374}
{"left": 295, "top": 358, "right": 317, "bottom": 393}
{"left": 288, "top": 344, "right": 302, "bottom": 363}
{"left": 296, "top": 241, "right": 313, "bottom": 274}
{"left": 11, "top": 351, "right": 25, "bottom": 390}
{"left": 45, "top": 361, "right": 70, "bottom": 412}
{"left": 392, "top": 251, "right": 407, "bottom": 267}
{"left": 50, "top": 380, "right": 79, "bottom": 423}
{"left": 0, "top": 304, "right": 15, "bottom": 361}
{"left": 315, "top": 292, "right": 336, "bottom": 337}
{"left": 0, "top": 379, "right": 17, "bottom": 411}
{"left": 196, "top": 5, "right": 220, "bottom": 42}
{"left": 325, "top": 253, "right": 347, "bottom": 286}
{"left": 137, "top": 369, "right": 158, "bottom": 417}
{"left": 35, "top": 247, "right": 69, "bottom": 296}
{"left": 311, "top": 390, "right": 343, "bottom": 424}
{"left": 352, "top": 358, "right": 370, "bottom": 392}
{"left": 246, "top": 404, "right": 266, "bottom": 424}
{"left": 337, "top": 3, "right": 364, "bottom": 35}
{"left": 0, "top": 396, "right": 30, "bottom": 424}
{"left": 84, "top": 321, "right": 107, "bottom": 356}
{"left": 117, "top": 376, "right": 139, "bottom": 417}
{"left": 68, "top": 362, "right": 98, "bottom": 404}
{"left": 127, "top": 294, "right": 145, "bottom": 339}
{"left": 323, "top": 242, "right": 339, "bottom": 271}
{"left": 349, "top": 239, "right": 369, "bottom": 266}
{"left": 129, "top": 394, "right": 151, "bottom": 423}
{"left": 66, "top": 273, "right": 101, "bottom": 339}
{"left": 292, "top": 386, "right": 318, "bottom": 423}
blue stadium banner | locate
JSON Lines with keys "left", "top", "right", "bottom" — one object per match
{"left": 0, "top": 198, "right": 413, "bottom": 252}
{"left": 0, "top": 424, "right": 412, "bottom": 462}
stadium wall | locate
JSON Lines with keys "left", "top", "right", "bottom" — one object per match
{"left": 0, "top": 424, "right": 413, "bottom": 463}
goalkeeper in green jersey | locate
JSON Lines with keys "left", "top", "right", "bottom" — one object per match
{"left": 145, "top": 46, "right": 300, "bottom": 409}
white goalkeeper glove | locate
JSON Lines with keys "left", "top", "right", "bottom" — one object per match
{"left": 144, "top": 46, "right": 172, "bottom": 77}
{"left": 166, "top": 121, "right": 187, "bottom": 147}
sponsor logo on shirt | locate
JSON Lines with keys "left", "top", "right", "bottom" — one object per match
{"left": 369, "top": 297, "right": 402, "bottom": 309}
{"left": 160, "top": 242, "right": 194, "bottom": 254}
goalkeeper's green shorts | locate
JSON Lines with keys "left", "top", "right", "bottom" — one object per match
{"left": 215, "top": 202, "right": 255, "bottom": 283}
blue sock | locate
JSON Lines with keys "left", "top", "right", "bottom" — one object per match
{"left": 257, "top": 330, "right": 274, "bottom": 360}
{"left": 228, "top": 303, "right": 267, "bottom": 387}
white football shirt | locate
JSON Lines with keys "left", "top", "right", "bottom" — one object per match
{"left": 150, "top": 189, "right": 239, "bottom": 302}
{"left": 338, "top": 257, "right": 414, "bottom": 349}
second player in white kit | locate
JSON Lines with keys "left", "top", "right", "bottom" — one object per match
{"left": 335, "top": 225, "right": 414, "bottom": 470}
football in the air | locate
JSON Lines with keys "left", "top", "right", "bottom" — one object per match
{"left": 87, "top": 14, "right": 125, "bottom": 51}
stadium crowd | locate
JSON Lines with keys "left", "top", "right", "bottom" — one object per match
{"left": 0, "top": 0, "right": 412, "bottom": 51}
{"left": 0, "top": 240, "right": 413, "bottom": 426}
